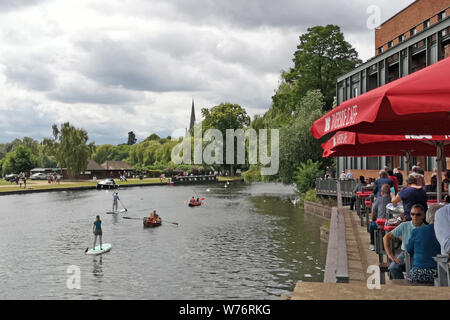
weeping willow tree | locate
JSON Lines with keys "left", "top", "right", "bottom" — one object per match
{"left": 43, "top": 122, "right": 96, "bottom": 178}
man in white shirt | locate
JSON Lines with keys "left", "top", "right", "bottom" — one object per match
{"left": 434, "top": 202, "right": 450, "bottom": 255}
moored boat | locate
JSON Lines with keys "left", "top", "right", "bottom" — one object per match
{"left": 143, "top": 217, "right": 162, "bottom": 228}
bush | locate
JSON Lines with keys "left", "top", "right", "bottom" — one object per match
{"left": 242, "top": 166, "right": 263, "bottom": 183}
{"left": 294, "top": 159, "right": 322, "bottom": 194}
{"left": 304, "top": 189, "right": 317, "bottom": 202}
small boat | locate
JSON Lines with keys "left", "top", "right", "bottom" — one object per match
{"left": 188, "top": 201, "right": 202, "bottom": 207}
{"left": 143, "top": 217, "right": 162, "bottom": 228}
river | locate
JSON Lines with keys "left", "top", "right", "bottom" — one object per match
{"left": 0, "top": 182, "right": 327, "bottom": 299}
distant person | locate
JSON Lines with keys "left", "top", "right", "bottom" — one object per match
{"left": 350, "top": 176, "right": 365, "bottom": 211}
{"left": 23, "top": 175, "right": 27, "bottom": 188}
{"left": 339, "top": 171, "right": 347, "bottom": 180}
{"left": 190, "top": 196, "right": 196, "bottom": 203}
{"left": 369, "top": 184, "right": 391, "bottom": 251}
{"left": 416, "top": 162, "right": 425, "bottom": 175}
{"left": 346, "top": 170, "right": 353, "bottom": 180}
{"left": 112, "top": 191, "right": 120, "bottom": 212}
{"left": 393, "top": 168, "right": 403, "bottom": 186}
{"left": 425, "top": 175, "right": 437, "bottom": 193}
{"left": 92, "top": 215, "right": 103, "bottom": 250}
{"left": 442, "top": 170, "right": 450, "bottom": 193}
{"left": 372, "top": 170, "right": 393, "bottom": 199}
{"left": 56, "top": 175, "right": 61, "bottom": 184}
{"left": 410, "top": 165, "right": 425, "bottom": 188}
{"left": 387, "top": 170, "right": 399, "bottom": 195}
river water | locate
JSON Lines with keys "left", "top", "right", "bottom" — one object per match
{"left": 0, "top": 182, "right": 327, "bottom": 299}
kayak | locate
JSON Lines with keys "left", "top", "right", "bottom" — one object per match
{"left": 143, "top": 217, "right": 162, "bottom": 228}
{"left": 86, "top": 243, "right": 112, "bottom": 255}
{"left": 188, "top": 201, "right": 202, "bottom": 207}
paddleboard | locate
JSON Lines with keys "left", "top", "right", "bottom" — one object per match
{"left": 106, "top": 209, "right": 126, "bottom": 214}
{"left": 86, "top": 243, "right": 112, "bottom": 255}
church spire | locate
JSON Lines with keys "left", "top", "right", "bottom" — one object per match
{"left": 189, "top": 98, "right": 196, "bottom": 131}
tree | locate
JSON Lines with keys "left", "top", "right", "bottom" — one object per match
{"left": 201, "top": 103, "right": 251, "bottom": 176}
{"left": 145, "top": 133, "right": 160, "bottom": 141}
{"left": 43, "top": 122, "right": 95, "bottom": 178}
{"left": 282, "top": 24, "right": 361, "bottom": 111}
{"left": 1, "top": 145, "right": 39, "bottom": 175}
{"left": 127, "top": 131, "right": 137, "bottom": 145}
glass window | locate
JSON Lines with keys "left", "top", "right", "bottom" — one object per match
{"left": 423, "top": 20, "right": 430, "bottom": 29}
{"left": 378, "top": 47, "right": 384, "bottom": 54}
{"left": 399, "top": 34, "right": 405, "bottom": 43}
{"left": 438, "top": 11, "right": 446, "bottom": 21}
{"left": 410, "top": 27, "right": 417, "bottom": 36}
{"left": 388, "top": 41, "right": 393, "bottom": 48}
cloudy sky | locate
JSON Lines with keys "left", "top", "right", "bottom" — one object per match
{"left": 0, "top": 0, "right": 415, "bottom": 145}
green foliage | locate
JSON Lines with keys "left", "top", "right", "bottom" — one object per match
{"left": 93, "top": 144, "right": 130, "bottom": 164}
{"left": 145, "top": 133, "right": 161, "bottom": 141}
{"left": 304, "top": 189, "right": 318, "bottom": 202}
{"left": 284, "top": 24, "right": 361, "bottom": 110}
{"left": 201, "top": 103, "right": 250, "bottom": 175}
{"left": 1, "top": 145, "right": 39, "bottom": 175}
{"left": 43, "top": 122, "right": 95, "bottom": 178}
{"left": 242, "top": 165, "right": 263, "bottom": 183}
{"left": 294, "top": 159, "right": 323, "bottom": 194}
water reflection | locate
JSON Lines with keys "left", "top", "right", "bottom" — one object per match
{"left": 92, "top": 256, "right": 103, "bottom": 278}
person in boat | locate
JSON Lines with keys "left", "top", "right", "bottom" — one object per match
{"left": 190, "top": 196, "right": 196, "bottom": 203}
{"left": 93, "top": 215, "right": 103, "bottom": 250}
{"left": 112, "top": 191, "right": 119, "bottom": 212}
{"left": 147, "top": 210, "right": 161, "bottom": 223}
{"left": 196, "top": 197, "right": 200, "bottom": 202}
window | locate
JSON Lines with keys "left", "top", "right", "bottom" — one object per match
{"left": 410, "top": 27, "right": 417, "bottom": 36}
{"left": 378, "top": 46, "right": 384, "bottom": 54}
{"left": 438, "top": 11, "right": 446, "bottom": 21}
{"left": 398, "top": 34, "right": 405, "bottom": 43}
{"left": 423, "top": 19, "right": 430, "bottom": 29}
{"left": 388, "top": 41, "right": 393, "bottom": 48}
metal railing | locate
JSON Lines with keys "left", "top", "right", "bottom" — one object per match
{"left": 316, "top": 178, "right": 357, "bottom": 198}
{"left": 323, "top": 180, "right": 349, "bottom": 283}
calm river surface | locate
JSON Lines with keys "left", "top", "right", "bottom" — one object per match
{"left": 0, "top": 182, "right": 326, "bottom": 299}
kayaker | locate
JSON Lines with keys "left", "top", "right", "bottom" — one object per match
{"left": 93, "top": 215, "right": 103, "bottom": 250}
{"left": 112, "top": 191, "right": 119, "bottom": 212}
{"left": 196, "top": 197, "right": 200, "bottom": 202}
{"left": 148, "top": 210, "right": 156, "bottom": 223}
{"left": 190, "top": 196, "right": 195, "bottom": 203}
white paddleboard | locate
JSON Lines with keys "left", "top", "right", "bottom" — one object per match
{"left": 106, "top": 209, "right": 126, "bottom": 214}
{"left": 86, "top": 243, "right": 112, "bottom": 255}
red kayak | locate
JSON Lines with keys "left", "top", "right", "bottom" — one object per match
{"left": 188, "top": 201, "right": 202, "bottom": 207}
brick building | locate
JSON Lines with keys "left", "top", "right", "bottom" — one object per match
{"left": 335, "top": 0, "right": 450, "bottom": 181}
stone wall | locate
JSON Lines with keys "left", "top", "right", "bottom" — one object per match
{"left": 304, "top": 200, "right": 333, "bottom": 220}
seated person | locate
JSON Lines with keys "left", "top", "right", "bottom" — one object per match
{"left": 406, "top": 204, "right": 443, "bottom": 284}
{"left": 148, "top": 210, "right": 156, "bottom": 222}
{"left": 350, "top": 176, "right": 365, "bottom": 211}
{"left": 434, "top": 196, "right": 450, "bottom": 255}
{"left": 190, "top": 196, "right": 196, "bottom": 203}
{"left": 425, "top": 175, "right": 437, "bottom": 193}
{"left": 392, "top": 175, "right": 427, "bottom": 221}
{"left": 369, "top": 184, "right": 391, "bottom": 251}
{"left": 196, "top": 197, "right": 200, "bottom": 202}
{"left": 153, "top": 211, "right": 161, "bottom": 223}
{"left": 383, "top": 204, "right": 426, "bottom": 280}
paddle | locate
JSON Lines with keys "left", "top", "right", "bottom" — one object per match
{"left": 118, "top": 199, "right": 128, "bottom": 212}
{"left": 122, "top": 216, "right": 179, "bottom": 226}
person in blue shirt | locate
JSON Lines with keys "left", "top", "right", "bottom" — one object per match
{"left": 372, "top": 170, "right": 393, "bottom": 199}
{"left": 93, "top": 215, "right": 103, "bottom": 250}
{"left": 383, "top": 204, "right": 426, "bottom": 279}
{"left": 392, "top": 175, "right": 428, "bottom": 221}
{"left": 406, "top": 204, "right": 443, "bottom": 283}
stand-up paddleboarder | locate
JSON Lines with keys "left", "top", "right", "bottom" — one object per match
{"left": 93, "top": 215, "right": 102, "bottom": 250}
{"left": 112, "top": 191, "right": 119, "bottom": 212}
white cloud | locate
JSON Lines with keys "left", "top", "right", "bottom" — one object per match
{"left": 0, "top": 0, "right": 415, "bottom": 144}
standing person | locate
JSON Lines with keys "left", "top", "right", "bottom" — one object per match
{"left": 339, "top": 171, "right": 347, "bottom": 180}
{"left": 93, "top": 215, "right": 103, "bottom": 250}
{"left": 383, "top": 204, "right": 426, "bottom": 280}
{"left": 346, "top": 170, "right": 353, "bottom": 180}
{"left": 23, "top": 174, "right": 27, "bottom": 188}
{"left": 442, "top": 170, "right": 450, "bottom": 193}
{"left": 393, "top": 168, "right": 403, "bottom": 186}
{"left": 416, "top": 162, "right": 425, "bottom": 175}
{"left": 392, "top": 175, "right": 428, "bottom": 221}
{"left": 112, "top": 191, "right": 119, "bottom": 212}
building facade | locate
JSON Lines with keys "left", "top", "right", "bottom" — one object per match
{"left": 335, "top": 0, "right": 450, "bottom": 179}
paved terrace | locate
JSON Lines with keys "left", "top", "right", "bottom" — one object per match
{"left": 289, "top": 207, "right": 450, "bottom": 300}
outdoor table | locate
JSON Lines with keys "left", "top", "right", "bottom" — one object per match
{"left": 356, "top": 191, "right": 372, "bottom": 227}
